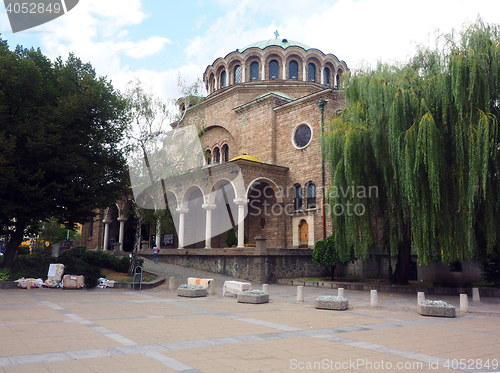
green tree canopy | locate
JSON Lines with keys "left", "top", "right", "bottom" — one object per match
{"left": 0, "top": 39, "right": 129, "bottom": 268}
{"left": 323, "top": 20, "right": 500, "bottom": 284}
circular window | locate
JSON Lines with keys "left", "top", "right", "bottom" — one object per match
{"left": 292, "top": 123, "right": 313, "bottom": 149}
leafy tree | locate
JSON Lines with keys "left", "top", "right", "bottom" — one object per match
{"left": 0, "top": 39, "right": 129, "bottom": 268}
{"left": 323, "top": 20, "right": 500, "bottom": 284}
{"left": 125, "top": 76, "right": 205, "bottom": 272}
{"left": 312, "top": 235, "right": 355, "bottom": 280}
{"left": 39, "top": 217, "right": 78, "bottom": 244}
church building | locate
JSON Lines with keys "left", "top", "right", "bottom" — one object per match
{"left": 82, "top": 34, "right": 348, "bottom": 253}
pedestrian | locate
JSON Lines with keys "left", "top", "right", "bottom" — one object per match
{"left": 153, "top": 243, "right": 159, "bottom": 263}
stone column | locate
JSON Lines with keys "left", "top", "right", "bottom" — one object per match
{"left": 102, "top": 218, "right": 112, "bottom": 250}
{"left": 282, "top": 62, "right": 286, "bottom": 80}
{"left": 214, "top": 76, "right": 218, "bottom": 90}
{"left": 233, "top": 198, "right": 247, "bottom": 248}
{"left": 261, "top": 64, "right": 265, "bottom": 80}
{"left": 155, "top": 218, "right": 161, "bottom": 249}
{"left": 320, "top": 67, "right": 324, "bottom": 84}
{"left": 176, "top": 208, "right": 189, "bottom": 249}
{"left": 242, "top": 65, "right": 246, "bottom": 83}
{"left": 202, "top": 203, "right": 216, "bottom": 249}
{"left": 303, "top": 64, "right": 307, "bottom": 81}
{"left": 117, "top": 216, "right": 128, "bottom": 252}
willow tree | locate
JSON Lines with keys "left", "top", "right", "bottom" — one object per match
{"left": 323, "top": 20, "right": 500, "bottom": 284}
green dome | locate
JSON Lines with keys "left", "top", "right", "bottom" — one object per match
{"left": 238, "top": 39, "right": 311, "bottom": 53}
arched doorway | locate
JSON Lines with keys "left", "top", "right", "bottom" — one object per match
{"left": 299, "top": 219, "right": 308, "bottom": 248}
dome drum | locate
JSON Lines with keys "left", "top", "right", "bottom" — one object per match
{"left": 203, "top": 39, "right": 348, "bottom": 96}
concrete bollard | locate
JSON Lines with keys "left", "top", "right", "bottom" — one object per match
{"left": 263, "top": 284, "right": 269, "bottom": 294}
{"left": 370, "top": 290, "right": 378, "bottom": 307}
{"left": 297, "top": 286, "right": 304, "bottom": 302}
{"left": 417, "top": 292, "right": 425, "bottom": 305}
{"left": 210, "top": 280, "right": 215, "bottom": 295}
{"left": 169, "top": 277, "right": 175, "bottom": 290}
{"left": 472, "top": 288, "right": 480, "bottom": 303}
{"left": 338, "top": 288, "right": 344, "bottom": 297}
{"left": 460, "top": 294, "right": 469, "bottom": 313}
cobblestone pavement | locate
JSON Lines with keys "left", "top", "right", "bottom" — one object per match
{"left": 0, "top": 260, "right": 498, "bottom": 373}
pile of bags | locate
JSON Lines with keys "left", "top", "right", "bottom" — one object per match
{"left": 15, "top": 263, "right": 85, "bottom": 289}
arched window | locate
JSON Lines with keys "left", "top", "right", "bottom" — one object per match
{"left": 324, "top": 67, "right": 330, "bottom": 86}
{"left": 289, "top": 60, "right": 298, "bottom": 79}
{"left": 234, "top": 65, "right": 241, "bottom": 84}
{"left": 308, "top": 63, "right": 316, "bottom": 82}
{"left": 294, "top": 185, "right": 303, "bottom": 211}
{"left": 220, "top": 71, "right": 227, "bottom": 88}
{"left": 250, "top": 61, "right": 259, "bottom": 81}
{"left": 269, "top": 60, "right": 279, "bottom": 80}
{"left": 222, "top": 144, "right": 229, "bottom": 162}
{"left": 206, "top": 150, "right": 212, "bottom": 165}
{"left": 307, "top": 183, "right": 316, "bottom": 209}
{"left": 214, "top": 147, "right": 220, "bottom": 163}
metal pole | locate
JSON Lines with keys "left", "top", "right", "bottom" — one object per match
{"left": 317, "top": 100, "right": 327, "bottom": 240}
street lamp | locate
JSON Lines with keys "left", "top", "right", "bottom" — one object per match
{"left": 316, "top": 100, "right": 327, "bottom": 240}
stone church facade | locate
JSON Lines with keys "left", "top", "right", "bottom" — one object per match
{"left": 82, "top": 36, "right": 348, "bottom": 253}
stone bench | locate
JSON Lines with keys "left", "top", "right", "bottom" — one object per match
{"left": 188, "top": 277, "right": 214, "bottom": 294}
{"left": 223, "top": 281, "right": 252, "bottom": 297}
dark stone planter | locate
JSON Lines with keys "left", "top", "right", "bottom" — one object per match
{"left": 418, "top": 302, "right": 455, "bottom": 318}
{"left": 315, "top": 296, "right": 348, "bottom": 310}
{"left": 237, "top": 292, "right": 269, "bottom": 304}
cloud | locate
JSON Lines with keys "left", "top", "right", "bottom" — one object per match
{"left": 187, "top": 0, "right": 500, "bottom": 72}
{"left": 119, "top": 36, "right": 172, "bottom": 58}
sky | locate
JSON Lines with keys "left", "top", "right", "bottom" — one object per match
{"left": 1, "top": 0, "right": 499, "bottom": 102}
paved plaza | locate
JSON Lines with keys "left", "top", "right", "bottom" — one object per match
{"left": 0, "top": 259, "right": 499, "bottom": 373}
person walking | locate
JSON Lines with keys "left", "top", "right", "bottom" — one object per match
{"left": 153, "top": 243, "right": 159, "bottom": 263}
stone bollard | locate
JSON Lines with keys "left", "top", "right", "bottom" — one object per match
{"left": 263, "top": 284, "right": 269, "bottom": 294}
{"left": 297, "top": 286, "right": 304, "bottom": 302}
{"left": 338, "top": 288, "right": 344, "bottom": 297}
{"left": 210, "top": 280, "right": 215, "bottom": 295}
{"left": 472, "top": 288, "right": 480, "bottom": 303}
{"left": 417, "top": 292, "right": 425, "bottom": 305}
{"left": 370, "top": 290, "right": 378, "bottom": 307}
{"left": 169, "top": 277, "right": 175, "bottom": 290}
{"left": 460, "top": 294, "right": 469, "bottom": 313}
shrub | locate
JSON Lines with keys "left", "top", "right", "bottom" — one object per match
{"left": 312, "top": 235, "right": 356, "bottom": 280}
{"left": 480, "top": 249, "right": 500, "bottom": 288}
{"left": 0, "top": 268, "right": 11, "bottom": 282}
{"left": 225, "top": 228, "right": 237, "bottom": 247}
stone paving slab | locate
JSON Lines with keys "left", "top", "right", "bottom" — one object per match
{"left": 0, "top": 260, "right": 498, "bottom": 373}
